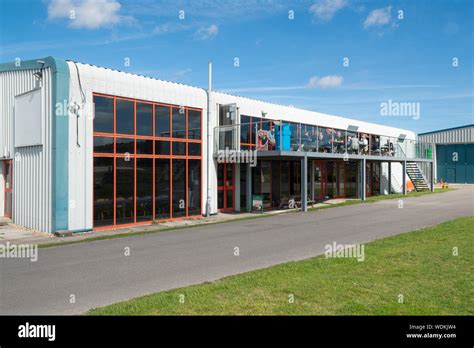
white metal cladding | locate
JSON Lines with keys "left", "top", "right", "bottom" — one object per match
{"left": 0, "top": 162, "right": 4, "bottom": 216}
{"left": 66, "top": 61, "right": 420, "bottom": 228}
{"left": 211, "top": 91, "right": 417, "bottom": 140}
{"left": 418, "top": 126, "right": 474, "bottom": 144}
{"left": 66, "top": 62, "right": 209, "bottom": 230}
{"left": 0, "top": 68, "right": 53, "bottom": 232}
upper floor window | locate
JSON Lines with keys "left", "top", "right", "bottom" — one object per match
{"left": 116, "top": 98, "right": 134, "bottom": 135}
{"left": 172, "top": 107, "right": 186, "bottom": 138}
{"left": 187, "top": 109, "right": 201, "bottom": 140}
{"left": 155, "top": 105, "right": 170, "bottom": 138}
{"left": 93, "top": 96, "right": 113, "bottom": 133}
{"left": 136, "top": 102, "right": 153, "bottom": 136}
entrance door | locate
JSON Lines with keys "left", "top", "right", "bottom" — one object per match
{"left": 218, "top": 163, "right": 234, "bottom": 211}
{"left": 324, "top": 161, "right": 346, "bottom": 198}
{"left": 313, "top": 161, "right": 325, "bottom": 200}
{"left": 3, "top": 160, "right": 12, "bottom": 218}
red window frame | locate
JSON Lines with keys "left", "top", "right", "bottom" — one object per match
{"left": 92, "top": 93, "right": 203, "bottom": 230}
{"left": 217, "top": 163, "right": 235, "bottom": 211}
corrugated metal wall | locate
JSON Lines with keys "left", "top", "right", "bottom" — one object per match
{"left": 0, "top": 68, "right": 53, "bottom": 232}
{"left": 418, "top": 126, "right": 473, "bottom": 183}
{"left": 418, "top": 126, "right": 474, "bottom": 144}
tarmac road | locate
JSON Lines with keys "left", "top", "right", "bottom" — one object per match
{"left": 1, "top": 187, "right": 472, "bottom": 315}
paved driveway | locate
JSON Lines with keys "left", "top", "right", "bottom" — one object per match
{"left": 1, "top": 187, "right": 473, "bottom": 315}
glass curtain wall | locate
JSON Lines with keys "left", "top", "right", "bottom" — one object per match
{"left": 93, "top": 94, "right": 202, "bottom": 228}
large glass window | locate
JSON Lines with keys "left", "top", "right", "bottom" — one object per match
{"left": 318, "top": 127, "right": 332, "bottom": 153}
{"left": 188, "top": 142, "right": 201, "bottom": 156}
{"left": 172, "top": 159, "right": 186, "bottom": 217}
{"left": 359, "top": 133, "right": 370, "bottom": 155}
{"left": 241, "top": 115, "right": 251, "bottom": 145}
{"left": 116, "top": 158, "right": 135, "bottom": 224}
{"left": 188, "top": 160, "right": 201, "bottom": 216}
{"left": 333, "top": 129, "right": 345, "bottom": 154}
{"left": 289, "top": 122, "right": 300, "bottom": 150}
{"left": 116, "top": 137, "right": 134, "bottom": 154}
{"left": 155, "top": 105, "right": 170, "bottom": 137}
{"left": 155, "top": 140, "right": 170, "bottom": 155}
{"left": 240, "top": 164, "right": 247, "bottom": 210}
{"left": 136, "top": 103, "right": 153, "bottom": 136}
{"left": 172, "top": 141, "right": 186, "bottom": 156}
{"left": 187, "top": 110, "right": 201, "bottom": 139}
{"left": 93, "top": 94, "right": 202, "bottom": 228}
{"left": 302, "top": 125, "right": 317, "bottom": 152}
{"left": 93, "top": 96, "right": 114, "bottom": 133}
{"left": 136, "top": 158, "right": 153, "bottom": 222}
{"left": 93, "top": 136, "right": 114, "bottom": 153}
{"left": 347, "top": 131, "right": 359, "bottom": 154}
{"left": 280, "top": 161, "right": 290, "bottom": 196}
{"left": 172, "top": 108, "right": 186, "bottom": 138}
{"left": 155, "top": 159, "right": 170, "bottom": 220}
{"left": 345, "top": 161, "right": 358, "bottom": 198}
{"left": 116, "top": 99, "right": 134, "bottom": 135}
{"left": 261, "top": 161, "right": 272, "bottom": 209}
{"left": 370, "top": 134, "right": 381, "bottom": 156}
{"left": 136, "top": 139, "right": 153, "bottom": 154}
{"left": 93, "top": 157, "right": 114, "bottom": 227}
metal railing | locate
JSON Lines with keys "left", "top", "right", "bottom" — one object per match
{"left": 214, "top": 120, "right": 433, "bottom": 160}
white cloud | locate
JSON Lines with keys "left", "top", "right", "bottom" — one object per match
{"left": 174, "top": 68, "right": 192, "bottom": 79}
{"left": 48, "top": 0, "right": 132, "bottom": 29}
{"left": 363, "top": 6, "right": 392, "bottom": 29}
{"left": 193, "top": 24, "right": 219, "bottom": 40}
{"left": 307, "top": 75, "right": 344, "bottom": 88}
{"left": 309, "top": 0, "right": 347, "bottom": 21}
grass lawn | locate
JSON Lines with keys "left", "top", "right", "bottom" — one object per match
{"left": 88, "top": 215, "right": 473, "bottom": 316}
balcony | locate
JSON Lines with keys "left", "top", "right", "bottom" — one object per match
{"left": 214, "top": 120, "right": 433, "bottom": 161}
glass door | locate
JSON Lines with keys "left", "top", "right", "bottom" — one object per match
{"left": 313, "top": 161, "right": 325, "bottom": 200}
{"left": 3, "top": 160, "right": 12, "bottom": 218}
{"left": 217, "top": 163, "right": 234, "bottom": 211}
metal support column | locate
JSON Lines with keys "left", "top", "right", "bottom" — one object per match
{"left": 246, "top": 163, "right": 252, "bottom": 212}
{"left": 402, "top": 161, "right": 407, "bottom": 195}
{"left": 309, "top": 160, "right": 314, "bottom": 202}
{"left": 388, "top": 162, "right": 392, "bottom": 195}
{"left": 301, "top": 154, "right": 308, "bottom": 212}
{"left": 430, "top": 161, "right": 435, "bottom": 192}
{"left": 361, "top": 158, "right": 367, "bottom": 201}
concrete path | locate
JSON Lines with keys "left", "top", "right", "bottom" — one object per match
{"left": 1, "top": 187, "right": 472, "bottom": 315}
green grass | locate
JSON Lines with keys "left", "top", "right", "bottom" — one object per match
{"left": 88, "top": 215, "right": 473, "bottom": 316}
{"left": 41, "top": 188, "right": 453, "bottom": 249}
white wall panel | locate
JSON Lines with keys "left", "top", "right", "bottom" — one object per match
{"left": 0, "top": 68, "right": 53, "bottom": 232}
{"left": 66, "top": 62, "right": 209, "bottom": 230}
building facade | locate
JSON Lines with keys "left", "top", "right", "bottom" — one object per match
{"left": 0, "top": 57, "right": 433, "bottom": 234}
{"left": 418, "top": 125, "right": 474, "bottom": 184}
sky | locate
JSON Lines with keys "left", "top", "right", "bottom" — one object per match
{"left": 0, "top": 0, "right": 472, "bottom": 133}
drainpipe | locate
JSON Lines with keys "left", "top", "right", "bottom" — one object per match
{"left": 206, "top": 62, "right": 212, "bottom": 217}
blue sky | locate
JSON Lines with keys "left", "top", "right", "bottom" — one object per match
{"left": 0, "top": 0, "right": 472, "bottom": 133}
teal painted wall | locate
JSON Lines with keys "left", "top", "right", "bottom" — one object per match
{"left": 436, "top": 144, "right": 474, "bottom": 183}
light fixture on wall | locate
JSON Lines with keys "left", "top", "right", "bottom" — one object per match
{"left": 347, "top": 125, "right": 359, "bottom": 132}
{"left": 33, "top": 71, "right": 43, "bottom": 80}
{"left": 261, "top": 111, "right": 267, "bottom": 118}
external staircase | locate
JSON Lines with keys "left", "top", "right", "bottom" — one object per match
{"left": 406, "top": 161, "right": 430, "bottom": 191}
